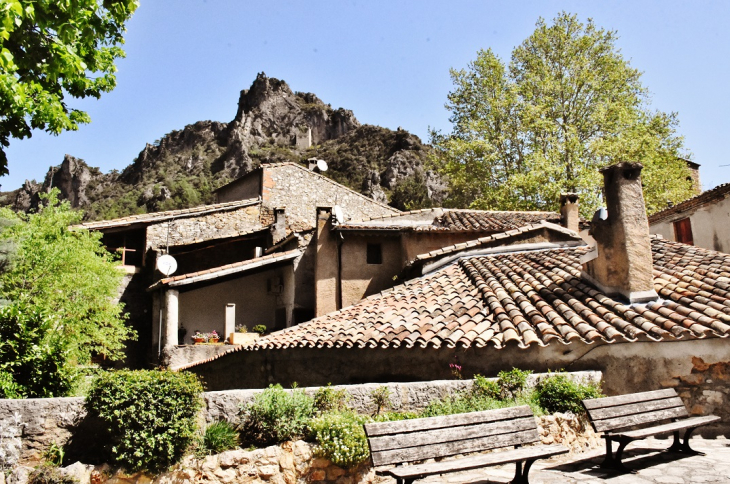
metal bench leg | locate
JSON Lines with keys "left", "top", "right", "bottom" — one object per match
{"left": 510, "top": 459, "right": 536, "bottom": 484}
{"left": 600, "top": 437, "right": 632, "bottom": 473}
{"left": 665, "top": 427, "right": 705, "bottom": 455}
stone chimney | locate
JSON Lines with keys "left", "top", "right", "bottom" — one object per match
{"left": 271, "top": 207, "right": 287, "bottom": 243}
{"left": 582, "top": 162, "right": 658, "bottom": 303}
{"left": 559, "top": 193, "right": 580, "bottom": 232}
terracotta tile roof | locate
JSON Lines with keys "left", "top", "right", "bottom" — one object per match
{"left": 147, "top": 249, "right": 300, "bottom": 291}
{"left": 649, "top": 182, "right": 730, "bottom": 225}
{"left": 410, "top": 222, "right": 583, "bottom": 268}
{"left": 337, "top": 209, "right": 561, "bottom": 232}
{"left": 77, "top": 198, "right": 261, "bottom": 230}
{"left": 181, "top": 236, "right": 730, "bottom": 369}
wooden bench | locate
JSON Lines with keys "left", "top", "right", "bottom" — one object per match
{"left": 582, "top": 388, "right": 720, "bottom": 472}
{"left": 363, "top": 405, "right": 568, "bottom": 484}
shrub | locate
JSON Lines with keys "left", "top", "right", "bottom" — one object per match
{"left": 471, "top": 374, "right": 500, "bottom": 399}
{"left": 369, "top": 386, "right": 392, "bottom": 416}
{"left": 497, "top": 368, "right": 532, "bottom": 399}
{"left": 85, "top": 370, "right": 204, "bottom": 472}
{"left": 239, "top": 384, "right": 315, "bottom": 446}
{"left": 252, "top": 325, "right": 267, "bottom": 335}
{"left": 199, "top": 421, "right": 239, "bottom": 456}
{"left": 535, "top": 373, "right": 603, "bottom": 414}
{"left": 310, "top": 411, "right": 371, "bottom": 469}
{"left": 421, "top": 392, "right": 505, "bottom": 417}
{"left": 314, "top": 383, "right": 350, "bottom": 413}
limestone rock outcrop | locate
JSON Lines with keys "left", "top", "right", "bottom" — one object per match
{"left": 3, "top": 73, "right": 445, "bottom": 219}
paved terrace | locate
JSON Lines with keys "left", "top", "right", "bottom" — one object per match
{"left": 412, "top": 437, "right": 730, "bottom": 484}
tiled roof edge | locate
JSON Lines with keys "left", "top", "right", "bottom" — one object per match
{"left": 76, "top": 198, "right": 261, "bottom": 230}
{"left": 649, "top": 182, "right": 730, "bottom": 225}
{"left": 147, "top": 249, "right": 300, "bottom": 291}
{"left": 422, "top": 239, "right": 586, "bottom": 275}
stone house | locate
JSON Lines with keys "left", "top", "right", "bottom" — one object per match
{"left": 649, "top": 182, "right": 730, "bottom": 253}
{"left": 185, "top": 163, "right": 730, "bottom": 434}
{"left": 78, "top": 162, "right": 398, "bottom": 365}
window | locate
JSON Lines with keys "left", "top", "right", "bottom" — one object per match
{"left": 367, "top": 243, "right": 382, "bottom": 264}
{"left": 673, "top": 218, "right": 694, "bottom": 245}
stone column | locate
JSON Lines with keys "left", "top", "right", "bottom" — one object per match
{"left": 559, "top": 193, "right": 580, "bottom": 233}
{"left": 163, "top": 289, "right": 179, "bottom": 349}
{"left": 225, "top": 304, "right": 236, "bottom": 340}
{"left": 315, "top": 207, "right": 339, "bottom": 316}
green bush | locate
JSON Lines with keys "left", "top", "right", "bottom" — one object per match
{"left": 239, "top": 384, "right": 315, "bottom": 446}
{"left": 535, "top": 373, "right": 603, "bottom": 414}
{"left": 497, "top": 368, "right": 532, "bottom": 399}
{"left": 369, "top": 386, "right": 392, "bottom": 416}
{"left": 314, "top": 383, "right": 350, "bottom": 413}
{"left": 252, "top": 325, "right": 267, "bottom": 335}
{"left": 199, "top": 421, "right": 239, "bottom": 456}
{"left": 85, "top": 370, "right": 204, "bottom": 472}
{"left": 310, "top": 411, "right": 371, "bottom": 469}
{"left": 471, "top": 374, "right": 500, "bottom": 399}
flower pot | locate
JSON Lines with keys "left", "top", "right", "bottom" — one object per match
{"left": 192, "top": 337, "right": 206, "bottom": 344}
{"left": 208, "top": 338, "right": 220, "bottom": 344}
{"left": 229, "top": 332, "right": 260, "bottom": 345}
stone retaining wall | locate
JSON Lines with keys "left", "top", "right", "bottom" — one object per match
{"left": 6, "top": 413, "right": 600, "bottom": 484}
{"left": 0, "top": 372, "right": 601, "bottom": 464}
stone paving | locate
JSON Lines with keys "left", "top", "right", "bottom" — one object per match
{"left": 418, "top": 437, "right": 730, "bottom": 484}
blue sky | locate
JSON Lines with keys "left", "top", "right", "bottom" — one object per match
{"left": 3, "top": 0, "right": 729, "bottom": 192}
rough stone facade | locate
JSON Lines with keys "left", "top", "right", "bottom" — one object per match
{"left": 145, "top": 204, "right": 264, "bottom": 250}
{"left": 664, "top": 356, "right": 730, "bottom": 427}
{"left": 261, "top": 164, "right": 398, "bottom": 230}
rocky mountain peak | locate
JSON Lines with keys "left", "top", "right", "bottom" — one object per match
{"left": 3, "top": 74, "right": 446, "bottom": 220}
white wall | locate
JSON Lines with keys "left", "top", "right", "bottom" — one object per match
{"left": 650, "top": 196, "right": 730, "bottom": 253}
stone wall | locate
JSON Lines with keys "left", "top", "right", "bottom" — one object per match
{"left": 7, "top": 413, "right": 600, "bottom": 484}
{"left": 262, "top": 164, "right": 398, "bottom": 230}
{"left": 0, "top": 373, "right": 599, "bottom": 465}
{"left": 145, "top": 204, "right": 264, "bottom": 250}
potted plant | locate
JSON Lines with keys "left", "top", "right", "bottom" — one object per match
{"left": 230, "top": 324, "right": 261, "bottom": 345}
{"left": 207, "top": 330, "right": 220, "bottom": 344}
{"left": 192, "top": 330, "right": 206, "bottom": 344}
{"left": 252, "top": 324, "right": 267, "bottom": 336}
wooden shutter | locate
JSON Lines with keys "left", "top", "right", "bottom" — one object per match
{"left": 673, "top": 218, "right": 694, "bottom": 245}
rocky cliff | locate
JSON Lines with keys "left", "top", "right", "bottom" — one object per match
{"left": 5, "top": 73, "right": 445, "bottom": 220}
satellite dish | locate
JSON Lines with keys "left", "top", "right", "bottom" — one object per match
{"left": 316, "top": 159, "right": 328, "bottom": 172}
{"left": 156, "top": 254, "right": 178, "bottom": 276}
{"left": 333, "top": 205, "right": 345, "bottom": 224}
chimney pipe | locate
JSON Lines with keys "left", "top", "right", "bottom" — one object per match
{"left": 559, "top": 193, "right": 580, "bottom": 232}
{"left": 582, "top": 162, "right": 658, "bottom": 304}
{"left": 271, "top": 207, "right": 287, "bottom": 243}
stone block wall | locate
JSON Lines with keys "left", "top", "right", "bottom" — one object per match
{"left": 0, "top": 373, "right": 600, "bottom": 464}
{"left": 145, "top": 204, "right": 264, "bottom": 250}
{"left": 262, "top": 164, "right": 398, "bottom": 230}
{"left": 664, "top": 357, "right": 730, "bottom": 427}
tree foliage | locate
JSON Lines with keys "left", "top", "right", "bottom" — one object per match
{"left": 431, "top": 12, "right": 695, "bottom": 217}
{"left": 0, "top": 190, "right": 135, "bottom": 397}
{"left": 0, "top": 0, "right": 138, "bottom": 174}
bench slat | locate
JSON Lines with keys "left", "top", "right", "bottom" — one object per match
{"left": 364, "top": 405, "right": 532, "bottom": 437}
{"left": 386, "top": 444, "right": 569, "bottom": 480}
{"left": 594, "top": 406, "right": 688, "bottom": 433}
{"left": 368, "top": 416, "right": 536, "bottom": 452}
{"left": 371, "top": 428, "right": 539, "bottom": 467}
{"left": 583, "top": 389, "right": 677, "bottom": 410}
{"left": 588, "top": 397, "right": 686, "bottom": 421}
{"left": 619, "top": 415, "right": 721, "bottom": 440}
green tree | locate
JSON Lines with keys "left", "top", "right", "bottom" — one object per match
{"left": 0, "top": 189, "right": 135, "bottom": 397}
{"left": 431, "top": 12, "right": 695, "bottom": 217}
{"left": 0, "top": 0, "right": 139, "bottom": 175}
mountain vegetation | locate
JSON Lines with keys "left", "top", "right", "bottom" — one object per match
{"left": 2, "top": 74, "right": 445, "bottom": 220}
{"left": 431, "top": 12, "right": 696, "bottom": 217}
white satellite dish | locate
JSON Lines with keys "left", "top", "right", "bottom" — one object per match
{"left": 333, "top": 205, "right": 345, "bottom": 224}
{"left": 316, "top": 159, "right": 328, "bottom": 172}
{"left": 156, "top": 254, "right": 178, "bottom": 276}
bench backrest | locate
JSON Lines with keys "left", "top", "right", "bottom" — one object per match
{"left": 583, "top": 388, "right": 688, "bottom": 433}
{"left": 363, "top": 405, "right": 539, "bottom": 467}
